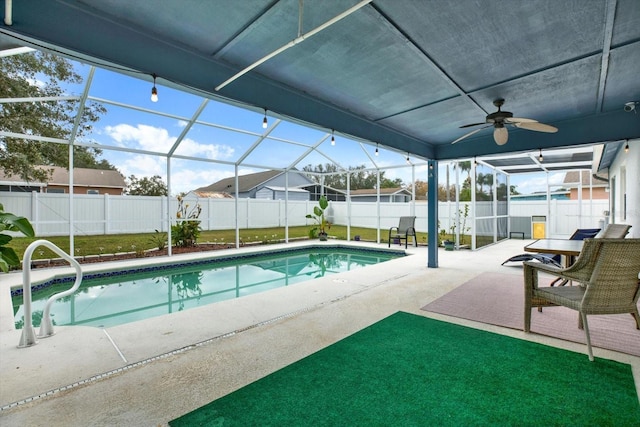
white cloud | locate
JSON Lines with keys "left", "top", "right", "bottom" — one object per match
{"left": 512, "top": 172, "right": 566, "bottom": 195}
{"left": 173, "top": 137, "right": 234, "bottom": 159}
{"left": 103, "top": 123, "right": 234, "bottom": 160}
{"left": 100, "top": 123, "right": 240, "bottom": 194}
{"left": 117, "top": 154, "right": 165, "bottom": 179}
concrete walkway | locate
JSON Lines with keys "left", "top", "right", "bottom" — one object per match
{"left": 1, "top": 239, "right": 638, "bottom": 426}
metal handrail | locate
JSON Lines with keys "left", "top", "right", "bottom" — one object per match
{"left": 18, "top": 239, "right": 83, "bottom": 348}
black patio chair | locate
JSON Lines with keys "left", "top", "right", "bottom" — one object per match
{"left": 388, "top": 216, "right": 417, "bottom": 249}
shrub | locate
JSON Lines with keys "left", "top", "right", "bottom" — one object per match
{"left": 0, "top": 203, "right": 35, "bottom": 272}
{"left": 171, "top": 196, "right": 201, "bottom": 247}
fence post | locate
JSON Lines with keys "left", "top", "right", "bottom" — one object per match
{"left": 104, "top": 193, "right": 109, "bottom": 235}
{"left": 31, "top": 191, "right": 39, "bottom": 236}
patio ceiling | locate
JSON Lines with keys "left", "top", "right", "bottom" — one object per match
{"left": 1, "top": 0, "right": 639, "bottom": 164}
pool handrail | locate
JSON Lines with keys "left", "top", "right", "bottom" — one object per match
{"left": 18, "top": 239, "right": 83, "bottom": 348}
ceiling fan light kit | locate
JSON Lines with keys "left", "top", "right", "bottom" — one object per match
{"left": 494, "top": 124, "right": 508, "bottom": 145}
{"left": 453, "top": 99, "right": 558, "bottom": 145}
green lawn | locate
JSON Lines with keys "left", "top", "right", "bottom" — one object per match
{"left": 8, "top": 225, "right": 433, "bottom": 261}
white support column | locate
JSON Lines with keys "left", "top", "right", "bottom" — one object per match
{"left": 347, "top": 173, "right": 351, "bottom": 240}
{"left": 285, "top": 171, "right": 289, "bottom": 243}
{"left": 68, "top": 145, "right": 75, "bottom": 256}
{"left": 167, "top": 159, "right": 172, "bottom": 256}
{"left": 235, "top": 165, "right": 240, "bottom": 248}
{"left": 470, "top": 160, "right": 476, "bottom": 250}
{"left": 411, "top": 164, "right": 416, "bottom": 216}
{"left": 376, "top": 171, "right": 381, "bottom": 244}
{"left": 577, "top": 170, "right": 583, "bottom": 228}
{"left": 493, "top": 169, "right": 498, "bottom": 244}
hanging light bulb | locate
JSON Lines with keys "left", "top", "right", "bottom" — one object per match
{"left": 493, "top": 124, "right": 508, "bottom": 145}
{"left": 262, "top": 109, "right": 268, "bottom": 129}
{"left": 625, "top": 140, "right": 629, "bottom": 153}
{"left": 331, "top": 130, "right": 335, "bottom": 146}
{"left": 150, "top": 73, "right": 158, "bottom": 102}
{"left": 406, "top": 153, "right": 410, "bottom": 164}
{"left": 375, "top": 143, "right": 379, "bottom": 156}
{"left": 539, "top": 149, "right": 544, "bottom": 162}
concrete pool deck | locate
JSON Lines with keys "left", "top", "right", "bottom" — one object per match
{"left": 1, "top": 239, "right": 638, "bottom": 425}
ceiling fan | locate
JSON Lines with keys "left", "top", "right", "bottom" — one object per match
{"left": 452, "top": 99, "right": 558, "bottom": 145}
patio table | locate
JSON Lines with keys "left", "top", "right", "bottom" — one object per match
{"left": 524, "top": 238, "right": 584, "bottom": 268}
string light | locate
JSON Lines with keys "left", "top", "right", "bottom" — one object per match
{"left": 262, "top": 109, "right": 268, "bottom": 129}
{"left": 625, "top": 140, "right": 629, "bottom": 153}
{"left": 406, "top": 153, "right": 410, "bottom": 164}
{"left": 538, "top": 149, "right": 543, "bottom": 162}
{"left": 150, "top": 73, "right": 158, "bottom": 102}
{"left": 375, "top": 143, "right": 379, "bottom": 156}
{"left": 331, "top": 130, "right": 335, "bottom": 146}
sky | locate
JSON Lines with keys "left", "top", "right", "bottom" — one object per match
{"left": 50, "top": 57, "right": 562, "bottom": 195}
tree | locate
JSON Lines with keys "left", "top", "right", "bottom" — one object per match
{"left": 303, "top": 163, "right": 404, "bottom": 190}
{"left": 0, "top": 51, "right": 111, "bottom": 183}
{"left": 126, "top": 175, "right": 168, "bottom": 196}
{"left": 410, "top": 180, "right": 457, "bottom": 201}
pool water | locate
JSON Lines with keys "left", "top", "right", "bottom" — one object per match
{"left": 13, "top": 247, "right": 403, "bottom": 329}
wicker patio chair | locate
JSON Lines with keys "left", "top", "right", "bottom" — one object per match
{"left": 523, "top": 238, "right": 640, "bottom": 361}
{"left": 388, "top": 216, "right": 417, "bottom": 249}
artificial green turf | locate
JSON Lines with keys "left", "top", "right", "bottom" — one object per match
{"left": 169, "top": 312, "right": 640, "bottom": 426}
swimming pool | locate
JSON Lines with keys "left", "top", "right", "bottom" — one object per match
{"left": 12, "top": 245, "right": 404, "bottom": 329}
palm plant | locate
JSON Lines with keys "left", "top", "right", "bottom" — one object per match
{"left": 306, "top": 196, "right": 331, "bottom": 240}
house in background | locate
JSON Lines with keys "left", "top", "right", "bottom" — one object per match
{"left": 0, "top": 170, "right": 45, "bottom": 192}
{"left": 510, "top": 191, "right": 570, "bottom": 201}
{"left": 194, "top": 170, "right": 316, "bottom": 200}
{"left": 563, "top": 170, "right": 609, "bottom": 200}
{"left": 0, "top": 166, "right": 126, "bottom": 195}
{"left": 349, "top": 187, "right": 412, "bottom": 203}
{"left": 300, "top": 183, "right": 347, "bottom": 202}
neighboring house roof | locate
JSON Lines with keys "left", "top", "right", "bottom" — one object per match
{"left": 46, "top": 167, "right": 126, "bottom": 189}
{"left": 563, "top": 170, "right": 608, "bottom": 187}
{"left": 191, "top": 191, "right": 234, "bottom": 199}
{"left": 299, "top": 183, "right": 348, "bottom": 194}
{"left": 350, "top": 187, "right": 411, "bottom": 196}
{"left": 0, "top": 166, "right": 125, "bottom": 189}
{"left": 262, "top": 186, "right": 309, "bottom": 193}
{"left": 0, "top": 170, "right": 46, "bottom": 187}
{"left": 195, "top": 169, "right": 313, "bottom": 193}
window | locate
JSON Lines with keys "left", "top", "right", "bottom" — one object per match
{"left": 47, "top": 188, "right": 64, "bottom": 193}
{"left": 87, "top": 189, "right": 100, "bottom": 195}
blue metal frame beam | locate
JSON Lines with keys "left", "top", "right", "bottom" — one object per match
{"left": 427, "top": 160, "right": 438, "bottom": 268}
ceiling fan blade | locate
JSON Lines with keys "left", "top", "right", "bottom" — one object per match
{"left": 459, "top": 122, "right": 487, "bottom": 129}
{"left": 451, "top": 125, "right": 490, "bottom": 144}
{"left": 516, "top": 122, "right": 558, "bottom": 133}
{"left": 506, "top": 117, "right": 537, "bottom": 124}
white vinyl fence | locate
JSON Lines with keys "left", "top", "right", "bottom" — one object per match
{"left": 1, "top": 192, "right": 608, "bottom": 241}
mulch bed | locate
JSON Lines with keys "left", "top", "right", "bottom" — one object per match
{"left": 26, "top": 244, "right": 231, "bottom": 269}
